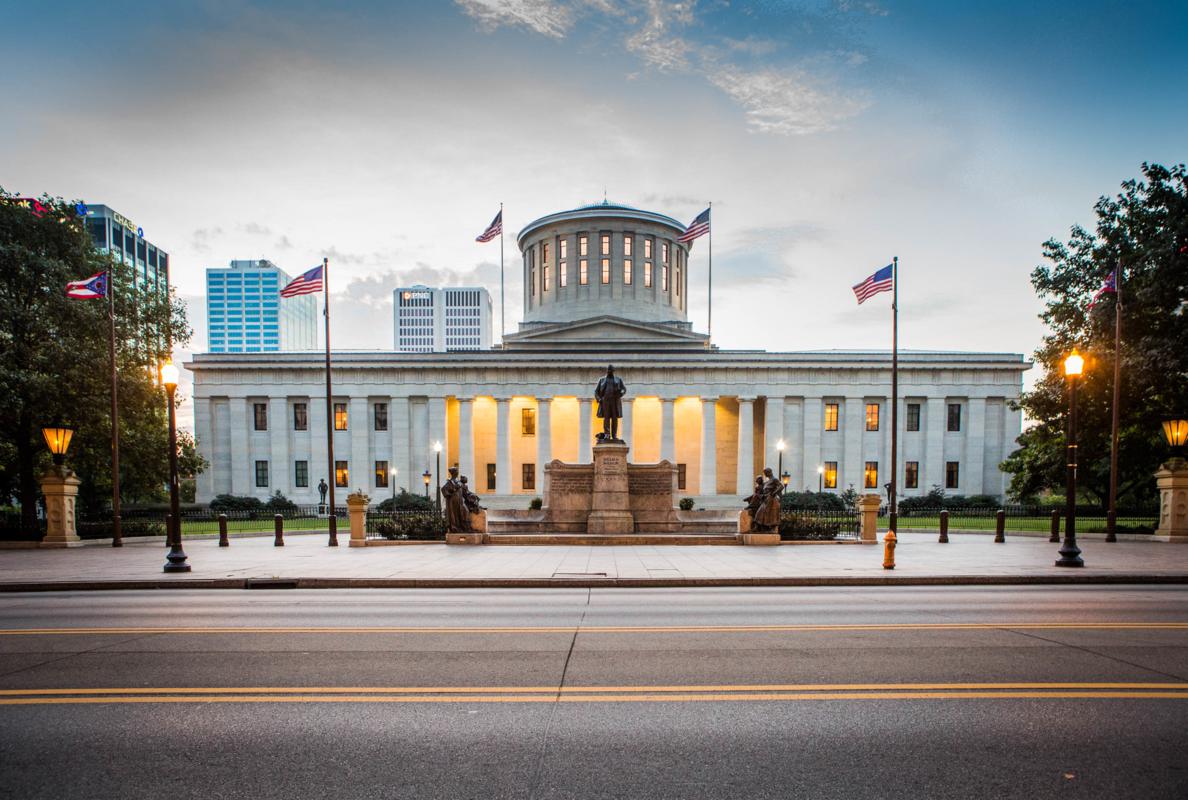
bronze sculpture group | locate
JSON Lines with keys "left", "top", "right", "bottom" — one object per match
{"left": 441, "top": 466, "right": 486, "bottom": 533}
{"left": 743, "top": 467, "right": 784, "bottom": 532}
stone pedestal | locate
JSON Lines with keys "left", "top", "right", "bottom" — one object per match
{"left": 40, "top": 468, "right": 82, "bottom": 548}
{"left": 858, "top": 494, "right": 881, "bottom": 543}
{"left": 737, "top": 509, "right": 752, "bottom": 534}
{"left": 586, "top": 442, "right": 634, "bottom": 534}
{"left": 742, "top": 532, "right": 780, "bottom": 545}
{"left": 1156, "top": 459, "right": 1188, "bottom": 542}
{"left": 346, "top": 490, "right": 369, "bottom": 548}
{"left": 447, "top": 511, "right": 487, "bottom": 545}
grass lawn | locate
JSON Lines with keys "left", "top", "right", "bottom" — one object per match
{"left": 896, "top": 514, "right": 1156, "bottom": 534}
{"left": 179, "top": 517, "right": 332, "bottom": 535}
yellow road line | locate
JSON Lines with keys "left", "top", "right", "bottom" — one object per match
{"left": 1, "top": 622, "right": 1185, "bottom": 636}
{"left": 2, "top": 691, "right": 1187, "bottom": 706}
{"left": 3, "top": 682, "right": 1187, "bottom": 697}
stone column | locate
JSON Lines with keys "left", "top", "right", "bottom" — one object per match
{"left": 966, "top": 397, "right": 986, "bottom": 495}
{"left": 621, "top": 399, "right": 633, "bottom": 451}
{"left": 427, "top": 396, "right": 448, "bottom": 466}
{"left": 843, "top": 397, "right": 863, "bottom": 493}
{"left": 350, "top": 397, "right": 370, "bottom": 493}
{"left": 535, "top": 397, "right": 551, "bottom": 494}
{"left": 735, "top": 396, "right": 755, "bottom": 494}
{"left": 194, "top": 397, "right": 215, "bottom": 503}
{"left": 660, "top": 397, "right": 675, "bottom": 463}
{"left": 391, "top": 396, "right": 410, "bottom": 493}
{"left": 310, "top": 395, "right": 329, "bottom": 493}
{"left": 39, "top": 469, "right": 82, "bottom": 547}
{"left": 495, "top": 397, "right": 512, "bottom": 494}
{"left": 925, "top": 398, "right": 946, "bottom": 491}
{"left": 457, "top": 398, "right": 475, "bottom": 487}
{"left": 700, "top": 397, "right": 718, "bottom": 496}
{"left": 346, "top": 490, "right": 369, "bottom": 547}
{"left": 765, "top": 397, "right": 786, "bottom": 481}
{"left": 269, "top": 396, "right": 288, "bottom": 496}
{"left": 802, "top": 397, "right": 822, "bottom": 492}
{"left": 1156, "top": 459, "right": 1188, "bottom": 542}
{"left": 229, "top": 398, "right": 250, "bottom": 495}
{"left": 578, "top": 398, "right": 593, "bottom": 462}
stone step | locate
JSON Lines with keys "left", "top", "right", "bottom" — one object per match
{"left": 485, "top": 533, "right": 742, "bottom": 546}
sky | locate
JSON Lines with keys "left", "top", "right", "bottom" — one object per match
{"left": 3, "top": 0, "right": 1186, "bottom": 429}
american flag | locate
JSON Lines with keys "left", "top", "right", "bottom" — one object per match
{"left": 65, "top": 271, "right": 108, "bottom": 300}
{"left": 678, "top": 207, "right": 710, "bottom": 244}
{"left": 280, "top": 265, "right": 324, "bottom": 298}
{"left": 853, "top": 263, "right": 894, "bottom": 304}
{"left": 476, "top": 210, "right": 502, "bottom": 243}
{"left": 1086, "top": 266, "right": 1118, "bottom": 310}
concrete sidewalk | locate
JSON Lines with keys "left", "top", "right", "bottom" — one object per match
{"left": 1, "top": 531, "right": 1186, "bottom": 590}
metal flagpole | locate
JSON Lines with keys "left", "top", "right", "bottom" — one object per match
{"left": 1106, "top": 263, "right": 1122, "bottom": 543}
{"left": 707, "top": 201, "right": 712, "bottom": 338}
{"left": 890, "top": 256, "right": 899, "bottom": 526}
{"left": 322, "top": 257, "right": 338, "bottom": 546}
{"left": 107, "top": 257, "right": 122, "bottom": 547}
{"left": 499, "top": 202, "right": 505, "bottom": 342}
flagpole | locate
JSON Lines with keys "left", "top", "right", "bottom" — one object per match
{"left": 890, "top": 256, "right": 899, "bottom": 525}
{"left": 108, "top": 257, "right": 122, "bottom": 547}
{"left": 707, "top": 201, "right": 713, "bottom": 339}
{"left": 322, "top": 257, "right": 338, "bottom": 546}
{"left": 499, "top": 202, "right": 505, "bottom": 343}
{"left": 1106, "top": 264, "right": 1122, "bottom": 543}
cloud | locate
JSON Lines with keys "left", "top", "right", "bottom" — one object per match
{"left": 238, "top": 222, "right": 272, "bottom": 236}
{"left": 722, "top": 36, "right": 780, "bottom": 57}
{"left": 191, "top": 226, "right": 224, "bottom": 253}
{"left": 274, "top": 235, "right": 293, "bottom": 250}
{"left": 340, "top": 262, "right": 507, "bottom": 307}
{"left": 706, "top": 65, "right": 870, "bottom": 135}
{"left": 624, "top": 0, "right": 696, "bottom": 71}
{"left": 834, "top": 0, "right": 890, "bottom": 16}
{"left": 318, "top": 245, "right": 370, "bottom": 265}
{"left": 454, "top": 0, "right": 575, "bottom": 38}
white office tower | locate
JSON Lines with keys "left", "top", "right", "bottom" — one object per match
{"left": 394, "top": 285, "right": 492, "bottom": 352}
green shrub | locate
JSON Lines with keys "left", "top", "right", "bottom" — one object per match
{"left": 265, "top": 492, "right": 298, "bottom": 514}
{"left": 209, "top": 494, "right": 265, "bottom": 514}
{"left": 373, "top": 513, "right": 445, "bottom": 540}
{"left": 529, "top": 497, "right": 543, "bottom": 510}
{"left": 778, "top": 513, "right": 842, "bottom": 541}
{"left": 678, "top": 497, "right": 695, "bottom": 511}
{"left": 781, "top": 491, "right": 845, "bottom": 511}
{"left": 375, "top": 491, "right": 433, "bottom": 513}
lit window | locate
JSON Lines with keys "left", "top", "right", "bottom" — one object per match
{"left": 601, "top": 234, "right": 610, "bottom": 256}
{"left": 865, "top": 403, "right": 879, "bottom": 431}
{"left": 560, "top": 238, "right": 568, "bottom": 260}
{"left": 864, "top": 461, "right": 878, "bottom": 489}
{"left": 662, "top": 241, "right": 669, "bottom": 264}
{"left": 624, "top": 259, "right": 632, "bottom": 285}
{"left": 375, "top": 460, "right": 389, "bottom": 488}
{"left": 824, "top": 403, "right": 839, "bottom": 431}
{"left": 644, "top": 263, "right": 652, "bottom": 288}
{"left": 644, "top": 238, "right": 652, "bottom": 259}
{"left": 334, "top": 403, "right": 348, "bottom": 431}
{"left": 662, "top": 264, "right": 669, "bottom": 292}
{"left": 580, "top": 259, "right": 588, "bottom": 285}
{"left": 543, "top": 264, "right": 551, "bottom": 292}
{"left": 905, "top": 462, "right": 919, "bottom": 489}
{"left": 624, "top": 235, "right": 633, "bottom": 257}
{"left": 675, "top": 266, "right": 680, "bottom": 296}
{"left": 824, "top": 461, "right": 838, "bottom": 489}
{"left": 521, "top": 407, "right": 536, "bottom": 436}
{"left": 335, "top": 461, "right": 349, "bottom": 488}
{"left": 946, "top": 461, "right": 960, "bottom": 489}
{"left": 601, "top": 259, "right": 610, "bottom": 284}
{"left": 578, "top": 234, "right": 588, "bottom": 257}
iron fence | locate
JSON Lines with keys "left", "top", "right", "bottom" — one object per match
{"left": 888, "top": 505, "right": 1159, "bottom": 534}
{"left": 0, "top": 511, "right": 45, "bottom": 541}
{"left": 365, "top": 510, "right": 446, "bottom": 541}
{"left": 779, "top": 507, "right": 861, "bottom": 541}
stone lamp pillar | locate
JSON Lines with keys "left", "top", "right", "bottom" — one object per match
{"left": 1156, "top": 458, "right": 1188, "bottom": 543}
{"left": 40, "top": 467, "right": 83, "bottom": 548}
{"left": 858, "top": 494, "right": 882, "bottom": 543}
{"left": 346, "top": 490, "right": 370, "bottom": 547}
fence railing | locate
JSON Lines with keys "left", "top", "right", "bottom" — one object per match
{"left": 780, "top": 507, "right": 861, "bottom": 541}
{"left": 888, "top": 506, "right": 1159, "bottom": 534}
{"left": 365, "top": 510, "right": 446, "bottom": 541}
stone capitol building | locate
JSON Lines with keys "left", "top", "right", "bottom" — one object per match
{"left": 189, "top": 202, "right": 1029, "bottom": 507}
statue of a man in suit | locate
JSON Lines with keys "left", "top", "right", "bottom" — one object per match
{"left": 594, "top": 364, "right": 627, "bottom": 442}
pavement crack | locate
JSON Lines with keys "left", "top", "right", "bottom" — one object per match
{"left": 1001, "top": 627, "right": 1188, "bottom": 682}
{"left": 0, "top": 632, "right": 164, "bottom": 682}
{"left": 525, "top": 597, "right": 588, "bottom": 800}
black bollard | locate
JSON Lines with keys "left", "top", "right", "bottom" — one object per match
{"left": 274, "top": 514, "right": 284, "bottom": 547}
{"left": 938, "top": 510, "right": 949, "bottom": 543}
{"left": 994, "top": 509, "right": 1006, "bottom": 543}
{"left": 218, "top": 514, "right": 229, "bottom": 547}
{"left": 1049, "top": 509, "right": 1061, "bottom": 543}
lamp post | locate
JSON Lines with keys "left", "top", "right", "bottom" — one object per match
{"left": 776, "top": 439, "right": 785, "bottom": 482}
{"left": 390, "top": 467, "right": 397, "bottom": 499}
{"left": 422, "top": 469, "right": 432, "bottom": 500}
{"left": 781, "top": 471, "right": 790, "bottom": 487}
{"left": 1163, "top": 419, "right": 1188, "bottom": 458}
{"left": 817, "top": 465, "right": 824, "bottom": 493}
{"left": 42, "top": 423, "right": 74, "bottom": 467}
{"left": 159, "top": 360, "right": 190, "bottom": 573}
{"left": 433, "top": 441, "right": 443, "bottom": 514}
{"left": 1056, "top": 350, "right": 1084, "bottom": 568}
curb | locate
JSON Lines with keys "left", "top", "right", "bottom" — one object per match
{"left": 1, "top": 574, "right": 1187, "bottom": 592}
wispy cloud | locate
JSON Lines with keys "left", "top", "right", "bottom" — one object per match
{"left": 238, "top": 222, "right": 272, "bottom": 236}
{"left": 454, "top": 0, "right": 575, "bottom": 38}
{"left": 624, "top": 0, "right": 696, "bottom": 71}
{"left": 834, "top": 0, "right": 890, "bottom": 16}
{"left": 191, "top": 226, "right": 223, "bottom": 253}
{"left": 706, "top": 65, "right": 869, "bottom": 135}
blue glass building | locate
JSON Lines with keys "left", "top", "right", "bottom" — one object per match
{"left": 206, "top": 260, "right": 317, "bottom": 353}
{"left": 83, "top": 204, "right": 169, "bottom": 300}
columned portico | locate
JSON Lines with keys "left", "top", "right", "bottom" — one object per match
{"left": 495, "top": 397, "right": 511, "bottom": 494}
{"left": 535, "top": 398, "right": 551, "bottom": 493}
{"left": 736, "top": 397, "right": 755, "bottom": 493}
{"left": 621, "top": 399, "right": 633, "bottom": 451}
{"left": 458, "top": 398, "right": 475, "bottom": 487}
{"left": 660, "top": 398, "right": 675, "bottom": 463}
{"left": 699, "top": 397, "right": 717, "bottom": 497}
{"left": 578, "top": 399, "right": 593, "bottom": 462}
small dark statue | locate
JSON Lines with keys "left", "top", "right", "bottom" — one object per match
{"left": 317, "top": 478, "right": 328, "bottom": 505}
{"left": 594, "top": 364, "right": 627, "bottom": 443}
{"left": 459, "top": 476, "right": 485, "bottom": 514}
{"left": 440, "top": 466, "right": 470, "bottom": 533}
{"left": 745, "top": 468, "right": 784, "bottom": 532}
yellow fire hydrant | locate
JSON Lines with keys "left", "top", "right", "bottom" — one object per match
{"left": 883, "top": 530, "right": 897, "bottom": 570}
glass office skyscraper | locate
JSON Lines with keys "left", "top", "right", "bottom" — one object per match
{"left": 206, "top": 260, "right": 317, "bottom": 353}
{"left": 83, "top": 204, "right": 169, "bottom": 300}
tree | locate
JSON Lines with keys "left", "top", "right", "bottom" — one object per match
{"left": 0, "top": 192, "right": 198, "bottom": 530}
{"left": 1001, "top": 163, "right": 1188, "bottom": 506}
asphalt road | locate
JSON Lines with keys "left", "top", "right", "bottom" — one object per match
{"left": 1, "top": 586, "right": 1186, "bottom": 799}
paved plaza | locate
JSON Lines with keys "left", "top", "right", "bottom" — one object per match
{"left": 2, "top": 532, "right": 1186, "bottom": 589}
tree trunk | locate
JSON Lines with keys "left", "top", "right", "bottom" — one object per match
{"left": 17, "top": 410, "right": 39, "bottom": 534}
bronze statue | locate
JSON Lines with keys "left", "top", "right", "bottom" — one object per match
{"left": 440, "top": 466, "right": 470, "bottom": 533}
{"left": 460, "top": 476, "right": 485, "bottom": 514}
{"left": 594, "top": 364, "right": 626, "bottom": 442}
{"left": 317, "top": 478, "right": 328, "bottom": 505}
{"left": 743, "top": 475, "right": 764, "bottom": 521}
{"left": 752, "top": 467, "right": 784, "bottom": 531}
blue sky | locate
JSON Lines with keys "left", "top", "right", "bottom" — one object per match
{"left": 3, "top": 0, "right": 1186, "bottom": 423}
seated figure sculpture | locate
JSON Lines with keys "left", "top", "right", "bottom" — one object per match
{"left": 459, "top": 476, "right": 485, "bottom": 514}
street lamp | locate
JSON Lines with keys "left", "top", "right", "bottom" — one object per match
{"left": 433, "top": 441, "right": 443, "bottom": 513}
{"left": 1163, "top": 419, "right": 1188, "bottom": 457}
{"left": 817, "top": 464, "right": 825, "bottom": 493}
{"left": 781, "top": 471, "right": 790, "bottom": 487}
{"left": 42, "top": 423, "right": 74, "bottom": 467}
{"left": 159, "top": 360, "right": 189, "bottom": 573}
{"left": 1056, "top": 350, "right": 1084, "bottom": 567}
{"left": 776, "top": 439, "right": 785, "bottom": 481}
{"left": 390, "top": 467, "right": 397, "bottom": 499}
{"left": 422, "top": 469, "right": 432, "bottom": 499}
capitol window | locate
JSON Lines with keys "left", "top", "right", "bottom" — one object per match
{"left": 579, "top": 259, "right": 588, "bottom": 285}
{"left": 824, "top": 461, "right": 838, "bottom": 489}
{"left": 601, "top": 233, "right": 610, "bottom": 256}
{"left": 662, "top": 241, "right": 669, "bottom": 264}
{"left": 624, "top": 259, "right": 632, "bottom": 285}
{"left": 559, "top": 238, "right": 568, "bottom": 286}
{"left": 864, "top": 461, "right": 878, "bottom": 489}
{"left": 623, "top": 234, "right": 633, "bottom": 257}
{"left": 644, "top": 237, "right": 652, "bottom": 259}
{"left": 579, "top": 234, "right": 588, "bottom": 257}
{"left": 824, "top": 403, "right": 839, "bottom": 431}
{"left": 865, "top": 403, "right": 879, "bottom": 431}
{"left": 334, "top": 403, "right": 348, "bottom": 431}
{"left": 662, "top": 263, "right": 669, "bottom": 292}
{"left": 601, "top": 258, "right": 610, "bottom": 284}
{"left": 543, "top": 264, "right": 551, "bottom": 292}
{"left": 644, "top": 262, "right": 653, "bottom": 288}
